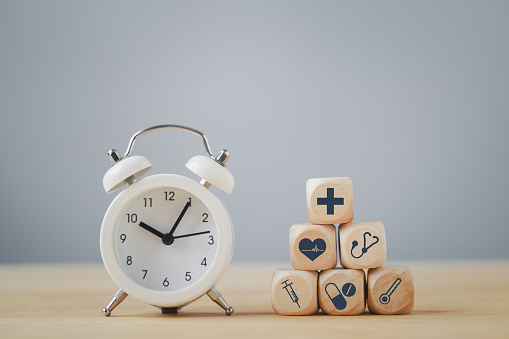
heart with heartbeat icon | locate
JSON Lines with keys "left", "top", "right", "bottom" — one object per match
{"left": 299, "top": 238, "right": 327, "bottom": 261}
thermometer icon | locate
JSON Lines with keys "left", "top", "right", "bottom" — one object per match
{"left": 379, "top": 278, "right": 401, "bottom": 304}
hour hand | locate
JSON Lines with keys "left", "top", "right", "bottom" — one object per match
{"left": 138, "top": 222, "right": 164, "bottom": 239}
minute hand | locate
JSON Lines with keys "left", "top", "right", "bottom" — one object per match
{"left": 167, "top": 201, "right": 191, "bottom": 236}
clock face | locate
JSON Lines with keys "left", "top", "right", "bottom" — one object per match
{"left": 114, "top": 187, "right": 217, "bottom": 292}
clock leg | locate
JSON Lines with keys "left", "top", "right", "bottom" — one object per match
{"left": 102, "top": 289, "right": 128, "bottom": 316}
{"left": 207, "top": 286, "right": 234, "bottom": 316}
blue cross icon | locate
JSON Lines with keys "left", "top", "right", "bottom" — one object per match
{"left": 317, "top": 188, "right": 344, "bottom": 215}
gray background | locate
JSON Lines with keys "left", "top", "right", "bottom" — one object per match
{"left": 0, "top": 1, "right": 508, "bottom": 263}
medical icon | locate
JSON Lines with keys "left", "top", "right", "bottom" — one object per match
{"left": 281, "top": 279, "right": 300, "bottom": 308}
{"left": 299, "top": 238, "right": 326, "bottom": 261}
{"left": 325, "top": 282, "right": 357, "bottom": 310}
{"left": 317, "top": 187, "right": 344, "bottom": 215}
{"left": 342, "top": 282, "right": 356, "bottom": 297}
{"left": 351, "top": 231, "right": 379, "bottom": 259}
{"left": 379, "top": 278, "right": 401, "bottom": 305}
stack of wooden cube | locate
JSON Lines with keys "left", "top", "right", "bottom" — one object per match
{"left": 271, "top": 177, "right": 414, "bottom": 316}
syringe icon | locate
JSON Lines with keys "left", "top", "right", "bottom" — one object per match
{"left": 281, "top": 279, "right": 300, "bottom": 308}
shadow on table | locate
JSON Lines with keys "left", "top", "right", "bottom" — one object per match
{"left": 114, "top": 309, "right": 450, "bottom": 318}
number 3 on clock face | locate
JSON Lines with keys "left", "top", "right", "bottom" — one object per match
{"left": 101, "top": 174, "right": 233, "bottom": 307}
{"left": 116, "top": 186, "right": 217, "bottom": 291}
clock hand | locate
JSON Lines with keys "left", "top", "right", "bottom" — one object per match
{"left": 167, "top": 200, "right": 191, "bottom": 237}
{"left": 173, "top": 231, "right": 211, "bottom": 239}
{"left": 138, "top": 222, "right": 164, "bottom": 239}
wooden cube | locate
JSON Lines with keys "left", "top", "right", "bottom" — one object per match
{"left": 318, "top": 268, "right": 365, "bottom": 315}
{"left": 306, "top": 177, "right": 354, "bottom": 225}
{"left": 367, "top": 266, "right": 414, "bottom": 315}
{"left": 290, "top": 224, "right": 337, "bottom": 271}
{"left": 271, "top": 269, "right": 319, "bottom": 315}
{"left": 338, "top": 221, "right": 386, "bottom": 269}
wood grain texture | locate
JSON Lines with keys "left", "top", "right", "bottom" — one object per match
{"left": 339, "top": 221, "right": 386, "bottom": 269}
{"left": 271, "top": 269, "right": 318, "bottom": 315}
{"left": 306, "top": 177, "right": 354, "bottom": 224}
{"left": 318, "top": 268, "right": 365, "bottom": 315}
{"left": 289, "top": 223, "right": 336, "bottom": 271}
{"left": 0, "top": 262, "right": 509, "bottom": 338}
{"left": 367, "top": 266, "right": 414, "bottom": 315}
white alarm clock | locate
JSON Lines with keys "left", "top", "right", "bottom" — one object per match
{"left": 100, "top": 125, "right": 235, "bottom": 316}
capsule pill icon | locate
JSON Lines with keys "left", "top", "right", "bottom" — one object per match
{"left": 325, "top": 283, "right": 348, "bottom": 310}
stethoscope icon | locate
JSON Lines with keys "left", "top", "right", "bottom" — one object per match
{"left": 350, "top": 232, "right": 379, "bottom": 259}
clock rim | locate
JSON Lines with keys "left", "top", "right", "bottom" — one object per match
{"left": 100, "top": 173, "right": 233, "bottom": 307}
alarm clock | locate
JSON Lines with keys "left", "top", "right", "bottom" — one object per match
{"left": 100, "top": 125, "right": 235, "bottom": 316}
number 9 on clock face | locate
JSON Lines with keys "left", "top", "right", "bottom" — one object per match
{"left": 115, "top": 187, "right": 217, "bottom": 291}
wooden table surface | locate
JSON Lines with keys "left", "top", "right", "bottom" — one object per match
{"left": 0, "top": 262, "right": 508, "bottom": 338}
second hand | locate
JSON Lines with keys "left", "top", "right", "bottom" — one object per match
{"left": 173, "top": 231, "right": 210, "bottom": 239}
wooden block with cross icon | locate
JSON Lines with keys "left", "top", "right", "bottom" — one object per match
{"left": 338, "top": 221, "right": 386, "bottom": 269}
{"left": 367, "top": 266, "right": 414, "bottom": 314}
{"left": 318, "top": 268, "right": 366, "bottom": 315}
{"left": 271, "top": 269, "right": 319, "bottom": 315}
{"left": 306, "top": 177, "right": 354, "bottom": 225}
{"left": 290, "top": 223, "right": 337, "bottom": 271}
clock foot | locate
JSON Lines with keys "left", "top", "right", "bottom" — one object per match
{"left": 102, "top": 289, "right": 128, "bottom": 316}
{"left": 161, "top": 307, "right": 180, "bottom": 314}
{"left": 207, "top": 286, "right": 234, "bottom": 316}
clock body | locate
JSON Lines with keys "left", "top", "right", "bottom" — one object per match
{"left": 100, "top": 174, "right": 233, "bottom": 307}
